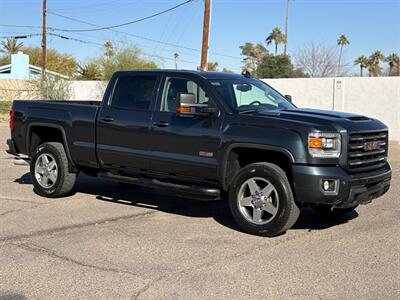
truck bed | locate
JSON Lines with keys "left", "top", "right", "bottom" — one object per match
{"left": 11, "top": 100, "right": 101, "bottom": 168}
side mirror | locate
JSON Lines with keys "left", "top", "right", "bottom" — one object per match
{"left": 176, "top": 93, "right": 215, "bottom": 116}
{"left": 285, "top": 95, "right": 292, "bottom": 103}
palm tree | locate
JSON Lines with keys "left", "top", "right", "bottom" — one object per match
{"left": 173, "top": 53, "right": 179, "bottom": 70}
{"left": 337, "top": 34, "right": 349, "bottom": 76}
{"left": 0, "top": 38, "right": 24, "bottom": 57}
{"left": 77, "top": 63, "right": 102, "bottom": 80}
{"left": 368, "top": 51, "right": 385, "bottom": 76}
{"left": 207, "top": 61, "right": 218, "bottom": 71}
{"left": 354, "top": 55, "right": 369, "bottom": 77}
{"left": 265, "top": 27, "right": 286, "bottom": 55}
{"left": 385, "top": 53, "right": 399, "bottom": 76}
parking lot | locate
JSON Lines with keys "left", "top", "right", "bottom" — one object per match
{"left": 0, "top": 122, "right": 399, "bottom": 299}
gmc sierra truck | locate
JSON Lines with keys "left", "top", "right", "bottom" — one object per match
{"left": 6, "top": 70, "right": 392, "bottom": 236}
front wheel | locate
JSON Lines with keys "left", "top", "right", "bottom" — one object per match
{"left": 228, "top": 162, "right": 300, "bottom": 237}
{"left": 30, "top": 142, "right": 77, "bottom": 198}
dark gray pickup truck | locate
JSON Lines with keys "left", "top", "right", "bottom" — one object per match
{"left": 6, "top": 70, "right": 392, "bottom": 236}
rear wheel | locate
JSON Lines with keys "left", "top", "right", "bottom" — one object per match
{"left": 30, "top": 142, "right": 77, "bottom": 198}
{"left": 228, "top": 162, "right": 300, "bottom": 237}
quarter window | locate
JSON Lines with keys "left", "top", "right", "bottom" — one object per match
{"left": 112, "top": 76, "right": 157, "bottom": 110}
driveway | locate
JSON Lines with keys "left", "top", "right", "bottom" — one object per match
{"left": 0, "top": 123, "right": 399, "bottom": 299}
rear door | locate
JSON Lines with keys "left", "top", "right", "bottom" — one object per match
{"left": 149, "top": 74, "right": 223, "bottom": 181}
{"left": 96, "top": 73, "right": 160, "bottom": 173}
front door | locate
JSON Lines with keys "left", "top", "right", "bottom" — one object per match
{"left": 96, "top": 74, "right": 159, "bottom": 173}
{"left": 149, "top": 75, "right": 223, "bottom": 181}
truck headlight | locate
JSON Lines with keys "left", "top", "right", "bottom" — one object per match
{"left": 308, "top": 132, "right": 341, "bottom": 158}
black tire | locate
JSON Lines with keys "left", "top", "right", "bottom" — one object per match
{"left": 228, "top": 162, "right": 300, "bottom": 237}
{"left": 30, "top": 142, "right": 77, "bottom": 198}
{"left": 313, "top": 204, "right": 358, "bottom": 217}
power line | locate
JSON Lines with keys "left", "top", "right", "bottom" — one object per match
{"left": 47, "top": 0, "right": 195, "bottom": 33}
{"left": 0, "top": 33, "right": 42, "bottom": 39}
{"left": 45, "top": 11, "right": 241, "bottom": 60}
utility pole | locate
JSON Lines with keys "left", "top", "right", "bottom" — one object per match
{"left": 200, "top": 0, "right": 211, "bottom": 71}
{"left": 283, "top": 0, "right": 291, "bottom": 56}
{"left": 41, "top": 0, "right": 47, "bottom": 79}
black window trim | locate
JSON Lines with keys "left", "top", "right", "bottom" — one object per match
{"left": 109, "top": 74, "right": 160, "bottom": 112}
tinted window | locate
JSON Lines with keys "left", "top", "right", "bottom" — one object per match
{"left": 160, "top": 77, "right": 210, "bottom": 112}
{"left": 112, "top": 76, "right": 157, "bottom": 110}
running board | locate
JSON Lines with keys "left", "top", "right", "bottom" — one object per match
{"left": 98, "top": 171, "right": 221, "bottom": 200}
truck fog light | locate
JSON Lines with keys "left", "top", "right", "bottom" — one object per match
{"left": 320, "top": 179, "right": 339, "bottom": 194}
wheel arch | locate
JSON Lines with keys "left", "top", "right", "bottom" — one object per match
{"left": 220, "top": 143, "right": 295, "bottom": 190}
{"left": 27, "top": 122, "right": 76, "bottom": 169}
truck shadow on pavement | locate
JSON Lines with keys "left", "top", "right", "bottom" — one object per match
{"left": 15, "top": 173, "right": 359, "bottom": 234}
{"left": 0, "top": 291, "right": 26, "bottom": 300}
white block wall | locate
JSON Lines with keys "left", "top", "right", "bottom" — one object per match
{"left": 263, "top": 77, "right": 400, "bottom": 142}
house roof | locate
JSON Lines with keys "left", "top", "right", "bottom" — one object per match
{"left": 0, "top": 63, "right": 69, "bottom": 79}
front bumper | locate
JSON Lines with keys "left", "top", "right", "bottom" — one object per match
{"left": 6, "top": 138, "right": 19, "bottom": 156}
{"left": 292, "top": 163, "right": 391, "bottom": 208}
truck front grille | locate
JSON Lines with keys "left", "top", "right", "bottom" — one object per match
{"left": 348, "top": 130, "right": 388, "bottom": 173}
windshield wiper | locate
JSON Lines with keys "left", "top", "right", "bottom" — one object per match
{"left": 238, "top": 109, "right": 257, "bottom": 114}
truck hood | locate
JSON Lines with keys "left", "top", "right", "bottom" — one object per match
{"left": 255, "top": 108, "right": 387, "bottom": 133}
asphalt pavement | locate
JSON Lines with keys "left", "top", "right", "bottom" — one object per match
{"left": 0, "top": 123, "right": 399, "bottom": 300}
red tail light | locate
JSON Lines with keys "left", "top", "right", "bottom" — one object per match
{"left": 9, "top": 110, "right": 14, "bottom": 129}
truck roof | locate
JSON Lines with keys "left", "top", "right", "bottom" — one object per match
{"left": 114, "top": 69, "right": 245, "bottom": 80}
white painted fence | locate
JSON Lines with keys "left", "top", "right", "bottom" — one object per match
{"left": 69, "top": 77, "right": 400, "bottom": 141}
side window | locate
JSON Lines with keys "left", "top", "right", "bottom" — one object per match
{"left": 112, "top": 76, "right": 157, "bottom": 110}
{"left": 160, "top": 77, "right": 210, "bottom": 112}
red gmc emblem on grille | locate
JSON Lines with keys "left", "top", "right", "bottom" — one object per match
{"left": 363, "top": 141, "right": 381, "bottom": 151}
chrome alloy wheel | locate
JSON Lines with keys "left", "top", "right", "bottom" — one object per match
{"left": 34, "top": 153, "right": 58, "bottom": 188}
{"left": 237, "top": 177, "right": 279, "bottom": 225}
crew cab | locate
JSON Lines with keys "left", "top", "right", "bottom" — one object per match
{"left": 6, "top": 70, "right": 392, "bottom": 236}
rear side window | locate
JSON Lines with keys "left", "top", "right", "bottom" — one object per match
{"left": 112, "top": 76, "right": 157, "bottom": 110}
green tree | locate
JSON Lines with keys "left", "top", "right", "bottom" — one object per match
{"left": 222, "top": 67, "right": 233, "bottom": 73}
{"left": 76, "top": 63, "right": 103, "bottom": 80}
{"left": 94, "top": 42, "right": 158, "bottom": 80}
{"left": 385, "top": 53, "right": 399, "bottom": 76}
{"left": 32, "top": 75, "right": 71, "bottom": 100}
{"left": 354, "top": 55, "right": 369, "bottom": 77}
{"left": 23, "top": 47, "right": 78, "bottom": 77}
{"left": 104, "top": 41, "right": 114, "bottom": 58}
{"left": 0, "top": 38, "right": 23, "bottom": 57}
{"left": 337, "top": 34, "right": 349, "bottom": 76}
{"left": 239, "top": 42, "right": 268, "bottom": 74}
{"left": 207, "top": 61, "right": 219, "bottom": 71}
{"left": 265, "top": 27, "right": 286, "bottom": 55}
{"left": 173, "top": 53, "right": 179, "bottom": 69}
{"left": 368, "top": 50, "right": 385, "bottom": 76}
{"left": 256, "top": 54, "right": 307, "bottom": 78}
{"left": 0, "top": 55, "right": 9, "bottom": 66}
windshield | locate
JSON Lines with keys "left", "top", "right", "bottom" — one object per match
{"left": 209, "top": 77, "right": 296, "bottom": 112}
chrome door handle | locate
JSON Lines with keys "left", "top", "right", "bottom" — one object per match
{"left": 101, "top": 116, "right": 114, "bottom": 122}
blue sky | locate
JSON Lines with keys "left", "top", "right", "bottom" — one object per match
{"left": 1, "top": 0, "right": 399, "bottom": 73}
